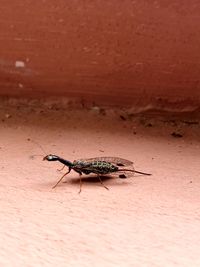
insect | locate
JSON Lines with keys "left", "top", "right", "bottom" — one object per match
{"left": 43, "top": 155, "right": 151, "bottom": 193}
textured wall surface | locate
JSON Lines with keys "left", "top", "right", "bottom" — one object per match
{"left": 0, "top": 1, "right": 200, "bottom": 108}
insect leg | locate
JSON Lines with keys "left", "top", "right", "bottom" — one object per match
{"left": 57, "top": 165, "right": 65, "bottom": 172}
{"left": 78, "top": 174, "right": 83, "bottom": 194}
{"left": 74, "top": 170, "right": 83, "bottom": 194}
{"left": 52, "top": 168, "right": 71, "bottom": 189}
{"left": 97, "top": 175, "right": 109, "bottom": 191}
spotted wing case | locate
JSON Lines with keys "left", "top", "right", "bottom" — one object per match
{"left": 74, "top": 156, "right": 134, "bottom": 167}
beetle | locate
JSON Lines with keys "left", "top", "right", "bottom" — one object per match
{"left": 43, "top": 155, "right": 151, "bottom": 193}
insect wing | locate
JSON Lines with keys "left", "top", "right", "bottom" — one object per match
{"left": 74, "top": 157, "right": 133, "bottom": 167}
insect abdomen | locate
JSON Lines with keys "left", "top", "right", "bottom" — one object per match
{"left": 90, "top": 161, "right": 118, "bottom": 174}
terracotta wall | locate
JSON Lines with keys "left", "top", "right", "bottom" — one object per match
{"left": 0, "top": 1, "right": 200, "bottom": 108}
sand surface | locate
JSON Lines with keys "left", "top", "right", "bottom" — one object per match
{"left": 0, "top": 101, "right": 200, "bottom": 267}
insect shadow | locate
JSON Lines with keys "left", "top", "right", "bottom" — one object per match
{"left": 69, "top": 175, "right": 113, "bottom": 184}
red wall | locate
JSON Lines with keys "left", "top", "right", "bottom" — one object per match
{"left": 1, "top": 1, "right": 200, "bottom": 108}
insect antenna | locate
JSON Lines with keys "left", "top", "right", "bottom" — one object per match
{"left": 29, "top": 154, "right": 44, "bottom": 160}
{"left": 31, "top": 140, "right": 47, "bottom": 154}
{"left": 28, "top": 139, "right": 48, "bottom": 159}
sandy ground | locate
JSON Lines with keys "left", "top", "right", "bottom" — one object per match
{"left": 0, "top": 101, "right": 200, "bottom": 267}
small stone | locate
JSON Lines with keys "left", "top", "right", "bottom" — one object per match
{"left": 120, "top": 115, "right": 126, "bottom": 121}
{"left": 5, "top": 114, "right": 12, "bottom": 119}
{"left": 171, "top": 132, "right": 183, "bottom": 138}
